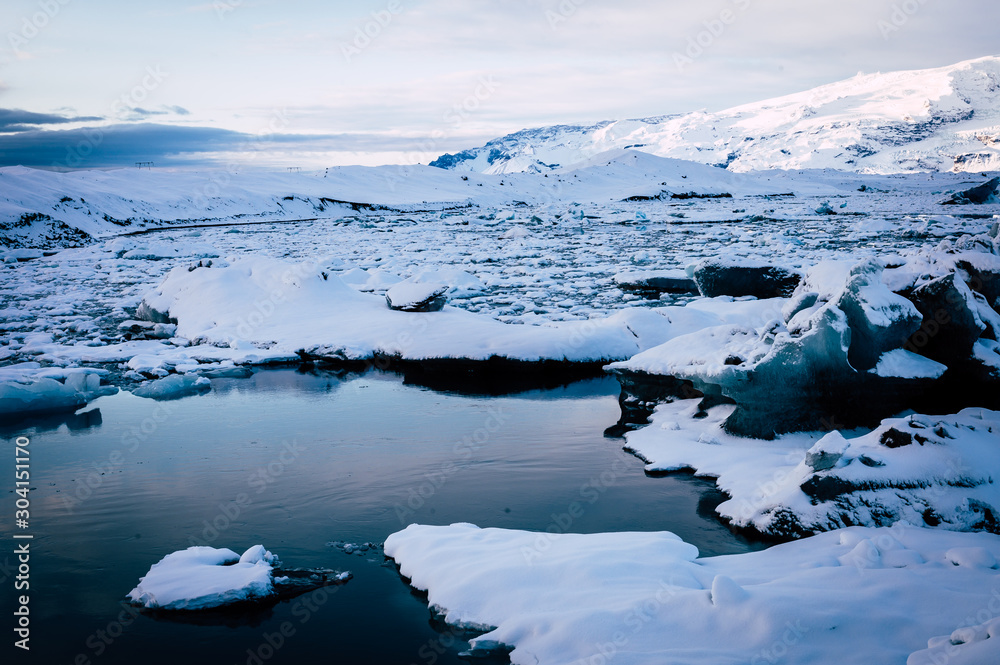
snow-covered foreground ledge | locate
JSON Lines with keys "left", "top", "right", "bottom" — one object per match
{"left": 385, "top": 522, "right": 1000, "bottom": 665}
{"left": 624, "top": 402, "right": 1000, "bottom": 538}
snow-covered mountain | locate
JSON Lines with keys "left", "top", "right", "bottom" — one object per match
{"left": 430, "top": 56, "right": 1000, "bottom": 175}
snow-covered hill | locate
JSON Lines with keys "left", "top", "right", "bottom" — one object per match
{"left": 0, "top": 152, "right": 828, "bottom": 247}
{"left": 2, "top": 149, "right": 996, "bottom": 248}
{"left": 431, "top": 56, "right": 1000, "bottom": 175}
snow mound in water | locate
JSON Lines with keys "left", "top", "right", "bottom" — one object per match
{"left": 127, "top": 545, "right": 278, "bottom": 610}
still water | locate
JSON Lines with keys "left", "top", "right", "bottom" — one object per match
{"left": 1, "top": 369, "right": 765, "bottom": 664}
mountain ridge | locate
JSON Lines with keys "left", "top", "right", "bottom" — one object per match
{"left": 430, "top": 56, "right": 1000, "bottom": 175}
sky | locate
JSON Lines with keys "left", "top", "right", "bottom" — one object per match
{"left": 0, "top": 0, "right": 997, "bottom": 170}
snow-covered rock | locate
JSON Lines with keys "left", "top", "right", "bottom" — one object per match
{"left": 386, "top": 522, "right": 1000, "bottom": 665}
{"left": 907, "top": 272, "right": 986, "bottom": 364}
{"left": 613, "top": 270, "right": 699, "bottom": 295}
{"left": 609, "top": 251, "right": 999, "bottom": 436}
{"left": 623, "top": 400, "right": 1000, "bottom": 538}
{"left": 692, "top": 258, "right": 801, "bottom": 299}
{"left": 908, "top": 616, "right": 1000, "bottom": 665}
{"left": 385, "top": 282, "right": 449, "bottom": 312}
{"left": 944, "top": 176, "right": 1000, "bottom": 205}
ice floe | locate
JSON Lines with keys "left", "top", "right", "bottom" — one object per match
{"left": 127, "top": 544, "right": 352, "bottom": 611}
{"left": 386, "top": 522, "right": 1000, "bottom": 665}
{"left": 127, "top": 545, "right": 280, "bottom": 610}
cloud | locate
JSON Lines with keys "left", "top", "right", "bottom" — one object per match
{"left": 0, "top": 108, "right": 103, "bottom": 134}
{"left": 0, "top": 122, "right": 473, "bottom": 168}
{"left": 119, "top": 105, "right": 192, "bottom": 121}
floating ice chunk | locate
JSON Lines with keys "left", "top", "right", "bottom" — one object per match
{"left": 127, "top": 545, "right": 277, "bottom": 610}
{"left": 108, "top": 238, "right": 220, "bottom": 260}
{"left": 614, "top": 269, "right": 699, "bottom": 295}
{"left": 0, "top": 364, "right": 117, "bottom": 416}
{"left": 132, "top": 374, "right": 211, "bottom": 400}
{"left": 408, "top": 267, "right": 486, "bottom": 298}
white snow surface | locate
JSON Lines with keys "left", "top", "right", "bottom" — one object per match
{"left": 1, "top": 164, "right": 996, "bottom": 413}
{"left": 434, "top": 56, "right": 1000, "bottom": 175}
{"left": 136, "top": 256, "right": 741, "bottom": 364}
{"left": 909, "top": 616, "right": 1000, "bottom": 665}
{"left": 385, "top": 522, "right": 1000, "bottom": 665}
{"left": 127, "top": 545, "right": 278, "bottom": 610}
{"left": 623, "top": 402, "right": 1000, "bottom": 536}
{"left": 874, "top": 348, "right": 948, "bottom": 378}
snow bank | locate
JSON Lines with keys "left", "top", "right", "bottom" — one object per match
{"left": 623, "top": 400, "right": 1000, "bottom": 537}
{"left": 385, "top": 522, "right": 1000, "bottom": 665}
{"left": 136, "top": 257, "right": 746, "bottom": 365}
{"left": 127, "top": 545, "right": 278, "bottom": 610}
{"left": 107, "top": 237, "right": 220, "bottom": 261}
{"left": 909, "top": 616, "right": 1000, "bottom": 665}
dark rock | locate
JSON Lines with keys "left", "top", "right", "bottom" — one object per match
{"left": 135, "top": 301, "right": 177, "bottom": 324}
{"left": 616, "top": 274, "right": 699, "bottom": 295}
{"left": 956, "top": 255, "right": 1000, "bottom": 309}
{"left": 800, "top": 475, "right": 856, "bottom": 503}
{"left": 805, "top": 449, "right": 843, "bottom": 472}
{"left": 942, "top": 177, "right": 1000, "bottom": 205}
{"left": 905, "top": 273, "right": 986, "bottom": 365}
{"left": 692, "top": 260, "right": 801, "bottom": 299}
{"left": 879, "top": 428, "right": 912, "bottom": 448}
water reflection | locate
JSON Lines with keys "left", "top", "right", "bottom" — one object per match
{"left": 0, "top": 368, "right": 767, "bottom": 665}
